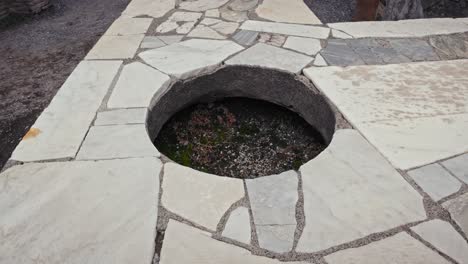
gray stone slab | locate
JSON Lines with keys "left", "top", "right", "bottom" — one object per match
{"left": 0, "top": 158, "right": 162, "bottom": 264}
{"left": 321, "top": 39, "right": 365, "bottom": 66}
{"left": 325, "top": 233, "right": 451, "bottom": 264}
{"left": 411, "top": 219, "right": 468, "bottom": 264}
{"left": 442, "top": 153, "right": 468, "bottom": 184}
{"left": 85, "top": 35, "right": 144, "bottom": 60}
{"left": 226, "top": 43, "right": 312, "bottom": 73}
{"left": 408, "top": 163, "right": 461, "bottom": 201}
{"left": 232, "top": 30, "right": 259, "bottom": 46}
{"left": 94, "top": 108, "right": 147, "bottom": 126}
{"left": 76, "top": 124, "right": 159, "bottom": 160}
{"left": 429, "top": 34, "right": 468, "bottom": 60}
{"left": 387, "top": 38, "right": 439, "bottom": 61}
{"left": 222, "top": 207, "right": 251, "bottom": 244}
{"left": 11, "top": 60, "right": 122, "bottom": 162}
{"left": 297, "top": 130, "right": 426, "bottom": 252}
{"left": 443, "top": 192, "right": 468, "bottom": 236}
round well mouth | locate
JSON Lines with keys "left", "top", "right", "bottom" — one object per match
{"left": 147, "top": 66, "right": 336, "bottom": 178}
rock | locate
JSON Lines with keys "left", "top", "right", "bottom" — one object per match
{"left": 258, "top": 33, "right": 285, "bottom": 47}
{"left": 232, "top": 30, "right": 259, "bottom": 46}
{"left": 85, "top": 35, "right": 144, "bottom": 59}
{"left": 387, "top": 38, "right": 439, "bottom": 61}
{"left": 320, "top": 39, "right": 365, "bottom": 66}
{"left": 411, "top": 220, "right": 468, "bottom": 264}
{"left": 0, "top": 158, "right": 162, "bottom": 264}
{"left": 158, "top": 35, "right": 184, "bottom": 45}
{"left": 107, "top": 62, "right": 171, "bottom": 108}
{"left": 381, "top": 0, "right": 423, "bottom": 20}
{"left": 442, "top": 153, "right": 468, "bottom": 184}
{"left": 188, "top": 25, "right": 226, "bottom": 39}
{"left": 140, "top": 36, "right": 166, "bottom": 49}
{"left": 122, "top": 0, "right": 174, "bottom": 18}
{"left": 226, "top": 43, "right": 313, "bottom": 73}
{"left": 94, "top": 108, "right": 147, "bottom": 126}
{"left": 228, "top": 0, "right": 258, "bottom": 11}
{"left": 297, "top": 130, "right": 426, "bottom": 252}
{"left": 161, "top": 163, "right": 244, "bottom": 230}
{"left": 222, "top": 207, "right": 251, "bottom": 244}
{"left": 156, "top": 12, "right": 202, "bottom": 33}
{"left": 255, "top": 0, "right": 321, "bottom": 25}
{"left": 240, "top": 20, "right": 330, "bottom": 39}
{"left": 220, "top": 6, "right": 249, "bottom": 22}
{"left": 345, "top": 38, "right": 412, "bottom": 65}
{"left": 325, "top": 233, "right": 451, "bottom": 264}
{"left": 443, "top": 192, "right": 468, "bottom": 236}
{"left": 179, "top": 0, "right": 229, "bottom": 11}
{"left": 11, "top": 61, "right": 122, "bottom": 162}
{"left": 105, "top": 17, "right": 153, "bottom": 35}
{"left": 211, "top": 21, "right": 239, "bottom": 35}
{"left": 429, "top": 34, "right": 468, "bottom": 60}
{"left": 283, "top": 36, "right": 322, "bottom": 56}
{"left": 408, "top": 163, "right": 461, "bottom": 201}
{"left": 205, "top": 8, "right": 220, "bottom": 17}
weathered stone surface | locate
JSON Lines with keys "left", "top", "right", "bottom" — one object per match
{"left": 325, "top": 233, "right": 451, "bottom": 264}
{"left": 188, "top": 25, "right": 226, "bottom": 39}
{"left": 258, "top": 33, "right": 285, "bottom": 47}
{"left": 11, "top": 61, "right": 122, "bottom": 162}
{"left": 141, "top": 36, "right": 166, "bottom": 49}
{"left": 220, "top": 6, "right": 249, "bottom": 22}
{"left": 328, "top": 18, "right": 468, "bottom": 38}
{"left": 442, "top": 153, "right": 468, "bottom": 184}
{"left": 94, "top": 108, "right": 147, "bottom": 126}
{"left": 179, "top": 0, "right": 229, "bottom": 11}
{"left": 256, "top": 225, "right": 296, "bottom": 253}
{"left": 205, "top": 8, "right": 220, "bottom": 17}
{"left": 321, "top": 39, "right": 365, "bottom": 66}
{"left": 297, "top": 130, "right": 426, "bottom": 252}
{"left": 387, "top": 38, "right": 439, "bottom": 61}
{"left": 226, "top": 43, "right": 312, "bottom": 73}
{"left": 229, "top": 0, "right": 258, "bottom": 11}
{"left": 85, "top": 35, "right": 144, "bottom": 59}
{"left": 161, "top": 163, "right": 244, "bottom": 230}
{"left": 240, "top": 20, "right": 330, "bottom": 39}
{"left": 331, "top": 29, "right": 352, "bottom": 39}
{"left": 284, "top": 36, "right": 322, "bottom": 56}
{"left": 156, "top": 12, "right": 202, "bottom": 34}
{"left": 107, "top": 62, "right": 171, "bottom": 108}
{"left": 196, "top": 18, "right": 239, "bottom": 36}
{"left": 346, "top": 38, "right": 411, "bottom": 65}
{"left": 105, "top": 17, "right": 152, "bottom": 35}
{"left": 160, "top": 220, "right": 287, "bottom": 264}
{"left": 408, "top": 163, "right": 461, "bottom": 201}
{"left": 232, "top": 30, "right": 258, "bottom": 46}
{"left": 304, "top": 60, "right": 468, "bottom": 170}
{"left": 0, "top": 158, "right": 162, "bottom": 264}
{"left": 158, "top": 35, "right": 184, "bottom": 45}
{"left": 313, "top": 54, "right": 327, "bottom": 66}
{"left": 122, "top": 0, "right": 175, "bottom": 18}
{"left": 411, "top": 220, "right": 468, "bottom": 264}
{"left": 255, "top": 0, "right": 321, "bottom": 25}
{"left": 443, "top": 192, "right": 468, "bottom": 236}
{"left": 222, "top": 207, "right": 251, "bottom": 244}
{"left": 76, "top": 125, "right": 159, "bottom": 160}
{"left": 139, "top": 39, "right": 243, "bottom": 79}
{"left": 429, "top": 34, "right": 468, "bottom": 60}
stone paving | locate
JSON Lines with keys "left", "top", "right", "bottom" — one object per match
{"left": 1, "top": 0, "right": 468, "bottom": 263}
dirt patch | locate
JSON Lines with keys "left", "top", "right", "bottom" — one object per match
{"left": 155, "top": 98, "right": 326, "bottom": 178}
{"left": 0, "top": 0, "right": 130, "bottom": 169}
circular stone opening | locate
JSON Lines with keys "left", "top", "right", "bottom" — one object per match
{"left": 147, "top": 66, "right": 336, "bottom": 178}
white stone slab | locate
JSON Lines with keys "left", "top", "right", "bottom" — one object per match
{"left": 240, "top": 20, "right": 330, "bottom": 39}
{"left": 0, "top": 158, "right": 162, "bottom": 264}
{"left": 331, "top": 29, "right": 353, "bottom": 39}
{"left": 211, "top": 21, "right": 239, "bottom": 35}
{"left": 411, "top": 220, "right": 468, "bottom": 264}
{"left": 325, "top": 233, "right": 451, "bottom": 264}
{"left": 297, "top": 130, "right": 426, "bottom": 252}
{"left": 443, "top": 192, "right": 468, "bottom": 236}
{"left": 141, "top": 36, "right": 166, "bottom": 49}
{"left": 161, "top": 163, "right": 244, "bottom": 230}
{"left": 179, "top": 0, "right": 229, "bottom": 11}
{"left": 284, "top": 36, "right": 322, "bottom": 56}
{"left": 156, "top": 12, "right": 202, "bottom": 33}
{"left": 94, "top": 108, "right": 147, "bottom": 126}
{"left": 205, "top": 9, "right": 220, "bottom": 17}
{"left": 139, "top": 39, "right": 244, "bottom": 79}
{"left": 105, "top": 17, "right": 152, "bottom": 35}
{"left": 304, "top": 60, "right": 468, "bottom": 170}
{"left": 226, "top": 43, "right": 312, "bottom": 73}
{"left": 122, "top": 0, "right": 175, "bottom": 18}
{"left": 76, "top": 124, "right": 159, "bottom": 160}
{"left": 107, "top": 62, "right": 171, "bottom": 108}
{"left": 442, "top": 153, "right": 468, "bottom": 184}
{"left": 85, "top": 35, "right": 144, "bottom": 59}
{"left": 158, "top": 35, "right": 184, "bottom": 45}
{"left": 255, "top": 0, "right": 321, "bottom": 25}
{"left": 313, "top": 54, "right": 327, "bottom": 66}
{"left": 328, "top": 18, "right": 468, "bottom": 38}
{"left": 188, "top": 25, "right": 226, "bottom": 39}
{"left": 11, "top": 61, "right": 122, "bottom": 162}
{"left": 222, "top": 207, "right": 251, "bottom": 244}
{"left": 408, "top": 163, "right": 461, "bottom": 201}
{"left": 256, "top": 225, "right": 296, "bottom": 253}
{"left": 161, "top": 220, "right": 287, "bottom": 264}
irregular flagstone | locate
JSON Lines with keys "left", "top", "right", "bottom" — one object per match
{"left": 430, "top": 34, "right": 468, "bottom": 60}
{"left": 122, "top": 0, "right": 175, "bottom": 18}
{"left": 211, "top": 21, "right": 239, "bottom": 35}
{"left": 328, "top": 18, "right": 468, "bottom": 38}
{"left": 104, "top": 17, "right": 152, "bottom": 36}
{"left": 161, "top": 163, "right": 244, "bottom": 230}
{"left": 297, "top": 130, "right": 426, "bottom": 252}
{"left": 387, "top": 38, "right": 439, "bottom": 61}
{"left": 240, "top": 20, "right": 330, "bottom": 39}
{"left": 232, "top": 30, "right": 259, "bottom": 46}
{"left": 255, "top": 0, "right": 321, "bottom": 25}
{"left": 408, "top": 163, "right": 461, "bottom": 201}
{"left": 139, "top": 39, "right": 244, "bottom": 79}
{"left": 229, "top": 0, "right": 258, "bottom": 11}
{"left": 318, "top": 39, "right": 364, "bottom": 66}
{"left": 222, "top": 207, "right": 251, "bottom": 244}
{"left": 76, "top": 124, "right": 159, "bottom": 160}
{"left": 85, "top": 35, "right": 144, "bottom": 59}
{"left": 258, "top": 33, "right": 285, "bottom": 47}
{"left": 141, "top": 36, "right": 166, "bottom": 49}
{"left": 220, "top": 7, "right": 249, "bottom": 22}
{"left": 156, "top": 12, "right": 202, "bottom": 34}
{"left": 246, "top": 171, "right": 298, "bottom": 253}
{"left": 0, "top": 158, "right": 162, "bottom": 264}
{"left": 94, "top": 108, "right": 147, "bottom": 126}
{"left": 179, "top": 0, "right": 229, "bottom": 11}
{"left": 443, "top": 192, "right": 468, "bottom": 236}
{"left": 11, "top": 61, "right": 122, "bottom": 162}
{"left": 158, "top": 35, "right": 184, "bottom": 45}
{"left": 188, "top": 25, "right": 226, "bottom": 39}
{"left": 411, "top": 219, "right": 468, "bottom": 264}
{"left": 107, "top": 62, "right": 171, "bottom": 108}
{"left": 205, "top": 9, "right": 220, "bottom": 17}
{"left": 313, "top": 54, "right": 327, "bottom": 66}
{"left": 160, "top": 220, "right": 291, "bottom": 264}
{"left": 331, "top": 29, "right": 352, "bottom": 39}
{"left": 325, "top": 233, "right": 452, "bottom": 264}
{"left": 191, "top": 18, "right": 239, "bottom": 37}
{"left": 226, "top": 43, "right": 312, "bottom": 73}
{"left": 345, "top": 38, "right": 412, "bottom": 65}
{"left": 442, "top": 153, "right": 468, "bottom": 184}
{"left": 303, "top": 60, "right": 468, "bottom": 170}
{"left": 283, "top": 36, "right": 322, "bottom": 56}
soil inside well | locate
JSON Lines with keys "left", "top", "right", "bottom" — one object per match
{"left": 155, "top": 98, "right": 327, "bottom": 179}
